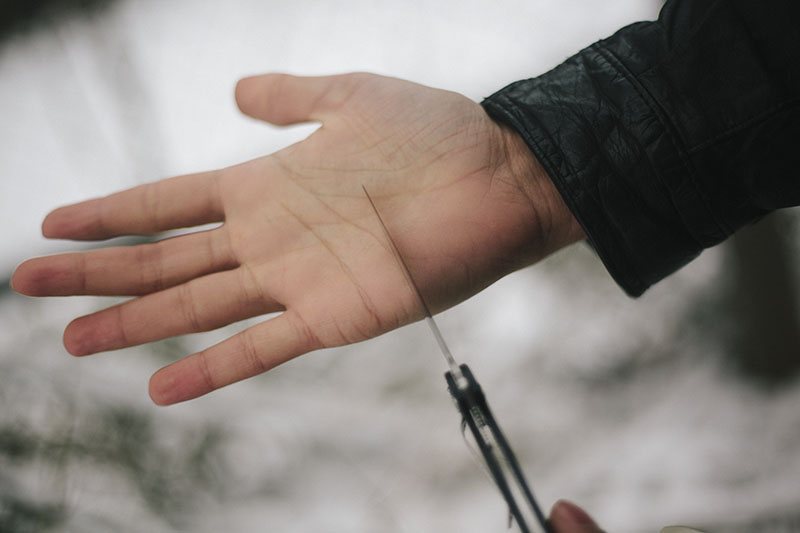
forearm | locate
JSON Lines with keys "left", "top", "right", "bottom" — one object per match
{"left": 483, "top": 0, "right": 800, "bottom": 295}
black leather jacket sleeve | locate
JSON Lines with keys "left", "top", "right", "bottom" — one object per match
{"left": 482, "top": 0, "right": 800, "bottom": 296}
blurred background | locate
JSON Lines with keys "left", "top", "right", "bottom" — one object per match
{"left": 2, "top": 0, "right": 800, "bottom": 531}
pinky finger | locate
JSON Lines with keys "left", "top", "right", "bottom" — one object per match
{"left": 148, "top": 310, "right": 318, "bottom": 405}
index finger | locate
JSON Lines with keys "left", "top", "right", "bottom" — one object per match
{"left": 42, "top": 171, "right": 225, "bottom": 240}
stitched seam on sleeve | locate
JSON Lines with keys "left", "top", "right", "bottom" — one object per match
{"left": 594, "top": 43, "right": 733, "bottom": 237}
{"left": 688, "top": 97, "right": 800, "bottom": 153}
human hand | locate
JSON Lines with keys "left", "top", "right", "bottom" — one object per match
{"left": 549, "top": 500, "right": 605, "bottom": 533}
{"left": 12, "top": 73, "right": 583, "bottom": 404}
{"left": 548, "top": 501, "right": 708, "bottom": 533}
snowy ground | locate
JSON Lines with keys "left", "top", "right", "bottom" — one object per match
{"left": 2, "top": 1, "right": 800, "bottom": 532}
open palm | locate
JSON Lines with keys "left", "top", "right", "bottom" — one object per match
{"left": 12, "top": 73, "right": 580, "bottom": 404}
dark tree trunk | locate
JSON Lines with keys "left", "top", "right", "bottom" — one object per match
{"left": 723, "top": 210, "right": 800, "bottom": 383}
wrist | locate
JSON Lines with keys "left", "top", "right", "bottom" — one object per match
{"left": 494, "top": 123, "right": 585, "bottom": 255}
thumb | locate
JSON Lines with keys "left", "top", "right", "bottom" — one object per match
{"left": 235, "top": 73, "right": 349, "bottom": 125}
{"left": 549, "top": 500, "right": 604, "bottom": 533}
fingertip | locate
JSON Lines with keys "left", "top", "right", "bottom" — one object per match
{"left": 234, "top": 76, "right": 252, "bottom": 112}
{"left": 234, "top": 74, "right": 270, "bottom": 119}
{"left": 63, "top": 321, "right": 89, "bottom": 357}
{"left": 64, "top": 314, "right": 112, "bottom": 357}
{"left": 10, "top": 258, "right": 64, "bottom": 296}
{"left": 148, "top": 374, "right": 172, "bottom": 406}
{"left": 549, "top": 500, "right": 603, "bottom": 533}
{"left": 41, "top": 212, "right": 57, "bottom": 239}
{"left": 149, "top": 365, "right": 200, "bottom": 406}
{"left": 42, "top": 204, "right": 96, "bottom": 240}
{"left": 233, "top": 72, "right": 339, "bottom": 126}
{"left": 41, "top": 206, "right": 70, "bottom": 239}
{"left": 10, "top": 260, "right": 34, "bottom": 296}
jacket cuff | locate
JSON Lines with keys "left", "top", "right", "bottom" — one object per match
{"left": 482, "top": 27, "right": 710, "bottom": 296}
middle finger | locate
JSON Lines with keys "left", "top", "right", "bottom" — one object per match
{"left": 16, "top": 228, "right": 237, "bottom": 297}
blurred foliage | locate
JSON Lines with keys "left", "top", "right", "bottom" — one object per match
{"left": 669, "top": 208, "right": 800, "bottom": 387}
{"left": 0, "top": 425, "right": 68, "bottom": 533}
{"left": 0, "top": 375, "right": 228, "bottom": 532}
{"left": 0, "top": 277, "right": 12, "bottom": 298}
{"left": 0, "top": 494, "right": 65, "bottom": 533}
{"left": 535, "top": 207, "right": 800, "bottom": 394}
{"left": 0, "top": 0, "right": 116, "bottom": 42}
{"left": 702, "top": 506, "right": 800, "bottom": 533}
